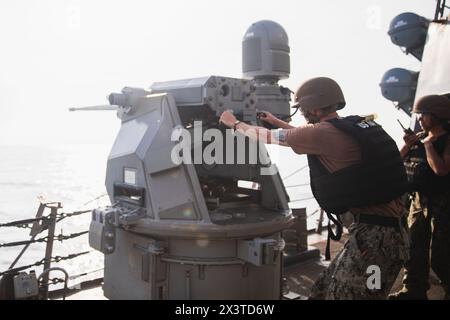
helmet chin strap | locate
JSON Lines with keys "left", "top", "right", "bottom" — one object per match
{"left": 289, "top": 106, "right": 300, "bottom": 118}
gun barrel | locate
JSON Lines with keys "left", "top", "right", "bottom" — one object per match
{"left": 68, "top": 105, "right": 119, "bottom": 112}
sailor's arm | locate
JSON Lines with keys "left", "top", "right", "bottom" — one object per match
{"left": 400, "top": 132, "right": 419, "bottom": 158}
{"left": 399, "top": 144, "right": 410, "bottom": 159}
{"left": 423, "top": 139, "right": 450, "bottom": 176}
{"left": 219, "top": 110, "right": 289, "bottom": 146}
{"left": 259, "top": 111, "right": 295, "bottom": 129}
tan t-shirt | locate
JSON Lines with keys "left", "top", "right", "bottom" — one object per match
{"left": 284, "top": 121, "right": 404, "bottom": 218}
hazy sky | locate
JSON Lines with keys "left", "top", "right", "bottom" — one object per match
{"left": 0, "top": 0, "right": 435, "bottom": 147}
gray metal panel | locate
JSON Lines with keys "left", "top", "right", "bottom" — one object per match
{"left": 169, "top": 239, "right": 236, "bottom": 258}
{"left": 260, "top": 164, "right": 290, "bottom": 211}
{"left": 150, "top": 168, "right": 199, "bottom": 219}
{"left": 271, "top": 51, "right": 290, "bottom": 73}
{"left": 141, "top": 94, "right": 209, "bottom": 221}
{"left": 109, "top": 114, "right": 152, "bottom": 159}
{"left": 415, "top": 21, "right": 450, "bottom": 98}
{"left": 152, "top": 77, "right": 211, "bottom": 90}
{"left": 166, "top": 259, "right": 280, "bottom": 299}
{"left": 158, "top": 201, "right": 197, "bottom": 220}
{"left": 145, "top": 145, "right": 180, "bottom": 174}
{"left": 151, "top": 77, "right": 210, "bottom": 105}
{"left": 242, "top": 38, "right": 262, "bottom": 72}
{"left": 167, "top": 264, "right": 249, "bottom": 299}
{"left": 103, "top": 230, "right": 152, "bottom": 300}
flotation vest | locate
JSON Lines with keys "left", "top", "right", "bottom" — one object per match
{"left": 404, "top": 132, "right": 450, "bottom": 195}
{"left": 307, "top": 116, "right": 408, "bottom": 260}
{"left": 307, "top": 116, "right": 408, "bottom": 214}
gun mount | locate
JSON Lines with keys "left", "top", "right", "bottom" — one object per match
{"left": 84, "top": 20, "right": 295, "bottom": 300}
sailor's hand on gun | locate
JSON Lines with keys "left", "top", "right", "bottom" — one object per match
{"left": 257, "top": 111, "right": 278, "bottom": 125}
{"left": 219, "top": 110, "right": 238, "bottom": 128}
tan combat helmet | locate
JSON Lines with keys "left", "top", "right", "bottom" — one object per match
{"left": 413, "top": 94, "right": 450, "bottom": 120}
{"left": 293, "top": 77, "right": 346, "bottom": 111}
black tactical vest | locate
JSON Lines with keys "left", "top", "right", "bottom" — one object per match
{"left": 307, "top": 116, "right": 408, "bottom": 215}
{"left": 404, "top": 132, "right": 450, "bottom": 195}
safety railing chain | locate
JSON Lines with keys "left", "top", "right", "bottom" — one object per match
{"left": 0, "top": 210, "right": 91, "bottom": 230}
{"left": 0, "top": 230, "right": 88, "bottom": 248}
{"left": 0, "top": 251, "right": 91, "bottom": 277}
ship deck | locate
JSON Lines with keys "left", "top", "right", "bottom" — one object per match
{"left": 62, "top": 231, "right": 446, "bottom": 300}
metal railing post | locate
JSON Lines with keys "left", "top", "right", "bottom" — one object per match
{"left": 41, "top": 203, "right": 61, "bottom": 299}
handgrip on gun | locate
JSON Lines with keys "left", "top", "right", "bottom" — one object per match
{"left": 257, "top": 112, "right": 281, "bottom": 129}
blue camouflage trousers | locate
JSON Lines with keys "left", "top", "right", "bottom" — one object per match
{"left": 309, "top": 220, "right": 408, "bottom": 300}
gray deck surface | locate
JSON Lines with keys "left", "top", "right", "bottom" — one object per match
{"left": 65, "top": 232, "right": 446, "bottom": 300}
